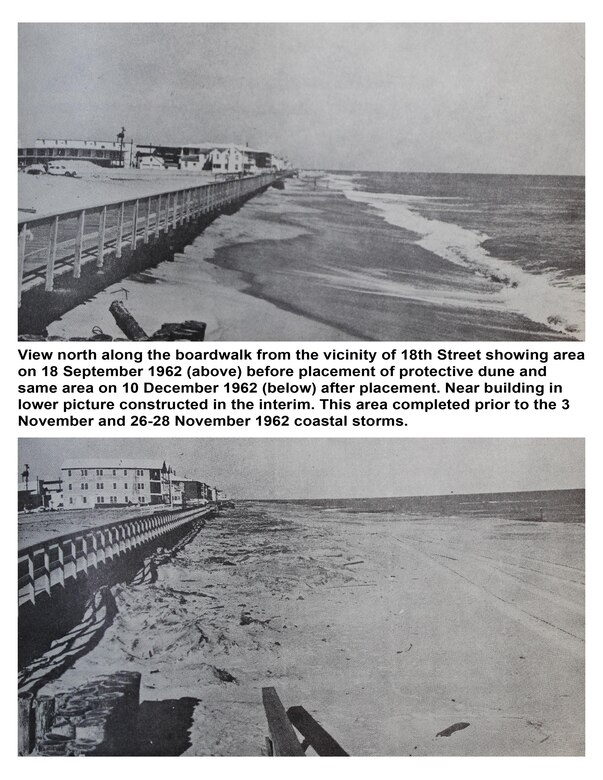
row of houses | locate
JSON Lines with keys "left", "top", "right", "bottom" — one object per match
{"left": 18, "top": 458, "right": 219, "bottom": 512}
{"left": 18, "top": 137, "right": 290, "bottom": 174}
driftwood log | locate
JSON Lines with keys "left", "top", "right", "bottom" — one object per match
{"left": 109, "top": 300, "right": 149, "bottom": 341}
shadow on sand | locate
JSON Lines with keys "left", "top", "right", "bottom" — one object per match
{"left": 134, "top": 697, "right": 200, "bottom": 756}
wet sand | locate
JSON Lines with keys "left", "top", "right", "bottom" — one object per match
{"left": 38, "top": 505, "right": 584, "bottom": 756}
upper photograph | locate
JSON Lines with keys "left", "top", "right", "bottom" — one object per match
{"left": 17, "top": 23, "right": 584, "bottom": 342}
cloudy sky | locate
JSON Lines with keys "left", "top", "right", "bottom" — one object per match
{"left": 18, "top": 23, "right": 584, "bottom": 174}
{"left": 19, "top": 439, "right": 584, "bottom": 500}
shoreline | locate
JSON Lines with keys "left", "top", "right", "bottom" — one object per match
{"left": 35, "top": 175, "right": 582, "bottom": 341}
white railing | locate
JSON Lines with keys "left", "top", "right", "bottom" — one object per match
{"left": 18, "top": 172, "right": 284, "bottom": 305}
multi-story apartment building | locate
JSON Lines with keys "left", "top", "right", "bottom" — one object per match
{"left": 18, "top": 139, "right": 125, "bottom": 168}
{"left": 60, "top": 459, "right": 176, "bottom": 509}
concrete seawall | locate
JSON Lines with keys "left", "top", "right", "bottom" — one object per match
{"left": 18, "top": 505, "right": 213, "bottom": 668}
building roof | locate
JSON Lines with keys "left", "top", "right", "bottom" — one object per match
{"left": 61, "top": 459, "right": 166, "bottom": 471}
{"left": 34, "top": 139, "right": 122, "bottom": 150}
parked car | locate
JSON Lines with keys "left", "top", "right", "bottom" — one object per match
{"left": 24, "top": 163, "right": 47, "bottom": 175}
{"left": 47, "top": 162, "right": 78, "bottom": 177}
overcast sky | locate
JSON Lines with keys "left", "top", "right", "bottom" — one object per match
{"left": 18, "top": 439, "right": 584, "bottom": 499}
{"left": 18, "top": 23, "right": 584, "bottom": 174}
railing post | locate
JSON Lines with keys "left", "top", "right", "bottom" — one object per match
{"left": 44, "top": 215, "right": 59, "bottom": 291}
{"left": 115, "top": 201, "right": 125, "bottom": 258}
{"left": 73, "top": 209, "right": 86, "bottom": 278}
{"left": 96, "top": 206, "right": 107, "bottom": 268}
{"left": 172, "top": 191, "right": 178, "bottom": 229}
{"left": 18, "top": 223, "right": 27, "bottom": 306}
{"left": 131, "top": 199, "right": 139, "bottom": 250}
{"left": 144, "top": 196, "right": 151, "bottom": 243}
{"left": 155, "top": 194, "right": 161, "bottom": 238}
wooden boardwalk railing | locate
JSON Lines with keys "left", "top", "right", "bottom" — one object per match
{"left": 18, "top": 505, "right": 212, "bottom": 607}
{"left": 18, "top": 172, "right": 282, "bottom": 305}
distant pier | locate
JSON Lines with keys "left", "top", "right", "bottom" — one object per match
{"left": 18, "top": 172, "right": 291, "bottom": 335}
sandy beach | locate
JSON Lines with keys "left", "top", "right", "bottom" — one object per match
{"left": 36, "top": 502, "right": 584, "bottom": 756}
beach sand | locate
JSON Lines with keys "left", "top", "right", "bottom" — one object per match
{"left": 38, "top": 505, "right": 584, "bottom": 756}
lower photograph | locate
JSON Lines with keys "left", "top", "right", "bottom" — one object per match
{"left": 17, "top": 438, "right": 584, "bottom": 757}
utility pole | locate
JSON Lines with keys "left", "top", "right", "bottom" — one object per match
{"left": 117, "top": 126, "right": 125, "bottom": 168}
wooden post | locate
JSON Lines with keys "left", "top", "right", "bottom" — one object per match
{"left": 96, "top": 206, "right": 107, "bottom": 268}
{"left": 144, "top": 196, "right": 151, "bottom": 243}
{"left": 35, "top": 695, "right": 56, "bottom": 749}
{"left": 173, "top": 191, "right": 179, "bottom": 229}
{"left": 73, "top": 209, "right": 86, "bottom": 278}
{"left": 261, "top": 687, "right": 305, "bottom": 756}
{"left": 155, "top": 194, "right": 161, "bottom": 238}
{"left": 109, "top": 300, "right": 149, "bottom": 341}
{"left": 164, "top": 192, "right": 170, "bottom": 233}
{"left": 18, "top": 223, "right": 27, "bottom": 306}
{"left": 18, "top": 692, "right": 35, "bottom": 755}
{"left": 44, "top": 215, "right": 59, "bottom": 291}
{"left": 131, "top": 199, "right": 139, "bottom": 250}
{"left": 116, "top": 201, "right": 125, "bottom": 258}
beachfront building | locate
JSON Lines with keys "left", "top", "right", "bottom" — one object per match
{"left": 18, "top": 139, "right": 125, "bottom": 168}
{"left": 134, "top": 142, "right": 277, "bottom": 175}
{"left": 136, "top": 154, "right": 166, "bottom": 169}
{"left": 242, "top": 148, "right": 272, "bottom": 174}
{"left": 181, "top": 479, "right": 216, "bottom": 504}
{"left": 60, "top": 458, "right": 179, "bottom": 509}
{"left": 209, "top": 145, "right": 245, "bottom": 174}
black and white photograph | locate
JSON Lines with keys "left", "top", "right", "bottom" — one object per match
{"left": 18, "top": 438, "right": 584, "bottom": 756}
{"left": 18, "top": 23, "right": 584, "bottom": 342}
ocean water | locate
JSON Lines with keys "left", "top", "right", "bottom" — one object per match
{"left": 256, "top": 488, "right": 585, "bottom": 525}
{"left": 334, "top": 171, "right": 584, "bottom": 337}
{"left": 197, "top": 170, "right": 584, "bottom": 340}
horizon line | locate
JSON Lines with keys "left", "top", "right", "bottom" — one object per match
{"left": 230, "top": 486, "right": 585, "bottom": 502}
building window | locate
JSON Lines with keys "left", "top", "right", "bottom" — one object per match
{"left": 140, "top": 497, "right": 146, "bottom": 503}
{"left": 136, "top": 469, "right": 144, "bottom": 476}
{"left": 112, "top": 469, "right": 117, "bottom": 476}
{"left": 96, "top": 469, "right": 103, "bottom": 476}
{"left": 68, "top": 469, "right": 72, "bottom": 477}
{"left": 81, "top": 469, "right": 88, "bottom": 476}
{"left": 124, "top": 497, "right": 129, "bottom": 503}
{"left": 81, "top": 482, "right": 88, "bottom": 490}
{"left": 82, "top": 497, "right": 87, "bottom": 504}
{"left": 113, "top": 483, "right": 117, "bottom": 489}
{"left": 96, "top": 482, "right": 104, "bottom": 490}
{"left": 69, "top": 497, "right": 73, "bottom": 504}
{"left": 110, "top": 496, "right": 118, "bottom": 504}
{"left": 68, "top": 484, "right": 72, "bottom": 490}
{"left": 124, "top": 483, "right": 128, "bottom": 489}
{"left": 137, "top": 482, "right": 144, "bottom": 490}
{"left": 97, "top": 496, "right": 105, "bottom": 504}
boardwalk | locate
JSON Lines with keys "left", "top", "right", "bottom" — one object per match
{"left": 18, "top": 172, "right": 284, "bottom": 306}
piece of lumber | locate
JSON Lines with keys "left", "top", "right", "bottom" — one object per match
{"left": 286, "top": 705, "right": 349, "bottom": 756}
{"left": 261, "top": 687, "right": 305, "bottom": 756}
